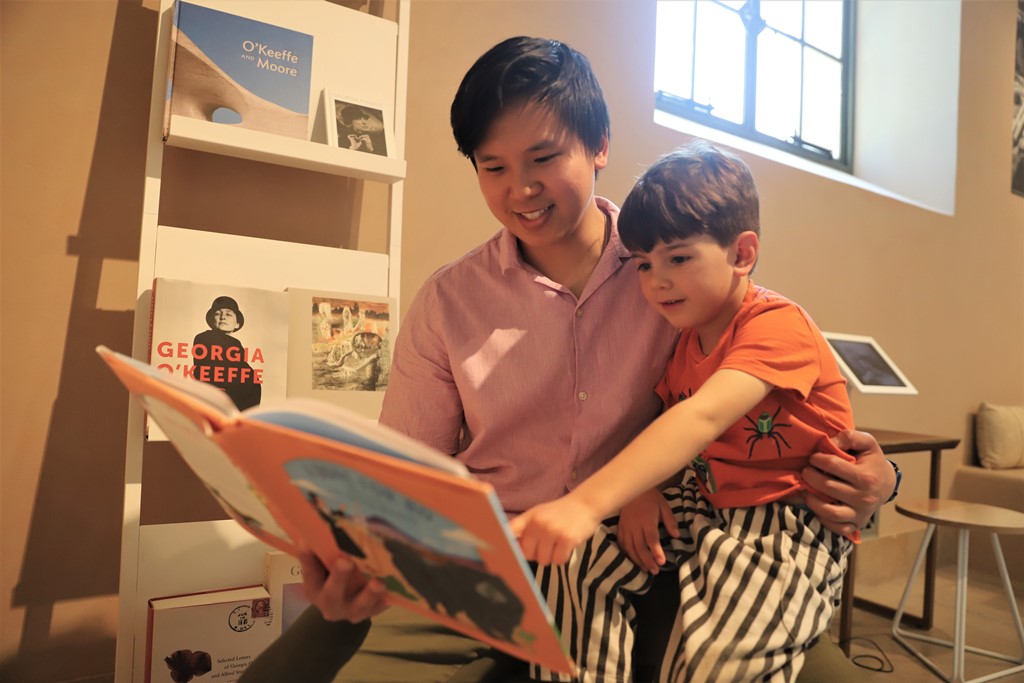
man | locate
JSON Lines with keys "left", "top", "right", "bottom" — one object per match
{"left": 241, "top": 36, "right": 894, "bottom": 683}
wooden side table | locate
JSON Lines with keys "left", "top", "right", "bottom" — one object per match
{"left": 891, "top": 498, "right": 1024, "bottom": 683}
{"left": 837, "top": 429, "right": 960, "bottom": 656}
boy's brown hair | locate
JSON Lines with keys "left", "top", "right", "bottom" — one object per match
{"left": 619, "top": 139, "right": 760, "bottom": 253}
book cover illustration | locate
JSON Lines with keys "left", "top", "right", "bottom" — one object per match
{"left": 297, "top": 290, "right": 393, "bottom": 393}
{"left": 99, "top": 346, "right": 574, "bottom": 675}
{"left": 150, "top": 279, "right": 289, "bottom": 413}
{"left": 164, "top": 0, "right": 314, "bottom": 140}
{"left": 263, "top": 551, "right": 308, "bottom": 636}
{"left": 147, "top": 585, "right": 275, "bottom": 683}
{"left": 287, "top": 458, "right": 526, "bottom": 645}
{"left": 285, "top": 289, "right": 394, "bottom": 421}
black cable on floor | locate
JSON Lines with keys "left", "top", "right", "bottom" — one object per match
{"left": 842, "top": 637, "right": 896, "bottom": 673}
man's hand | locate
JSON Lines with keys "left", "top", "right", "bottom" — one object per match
{"left": 299, "top": 548, "right": 389, "bottom": 623}
{"left": 509, "top": 497, "right": 602, "bottom": 566}
{"left": 802, "top": 429, "right": 896, "bottom": 538}
{"left": 616, "top": 488, "right": 680, "bottom": 574}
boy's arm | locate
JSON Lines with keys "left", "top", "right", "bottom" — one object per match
{"left": 512, "top": 369, "right": 771, "bottom": 565}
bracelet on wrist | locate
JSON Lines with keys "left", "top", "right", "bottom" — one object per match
{"left": 885, "top": 458, "right": 902, "bottom": 504}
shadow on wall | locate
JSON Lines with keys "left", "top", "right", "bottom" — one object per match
{"left": 0, "top": 2, "right": 156, "bottom": 680}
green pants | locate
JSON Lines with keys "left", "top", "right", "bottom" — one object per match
{"left": 239, "top": 574, "right": 866, "bottom": 683}
{"left": 238, "top": 606, "right": 531, "bottom": 683}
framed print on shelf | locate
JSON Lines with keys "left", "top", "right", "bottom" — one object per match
{"left": 321, "top": 88, "right": 392, "bottom": 158}
{"left": 822, "top": 332, "right": 918, "bottom": 395}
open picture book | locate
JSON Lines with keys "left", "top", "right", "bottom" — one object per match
{"left": 98, "top": 345, "right": 574, "bottom": 674}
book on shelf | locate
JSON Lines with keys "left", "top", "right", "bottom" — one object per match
{"left": 148, "top": 279, "right": 289, "bottom": 439}
{"left": 148, "top": 279, "right": 395, "bottom": 439}
{"left": 99, "top": 345, "right": 575, "bottom": 675}
{"left": 263, "top": 551, "right": 309, "bottom": 637}
{"left": 163, "top": 0, "right": 315, "bottom": 141}
{"left": 285, "top": 288, "right": 393, "bottom": 417}
{"left": 146, "top": 584, "right": 275, "bottom": 683}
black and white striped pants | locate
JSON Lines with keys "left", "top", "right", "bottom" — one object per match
{"left": 532, "top": 474, "right": 851, "bottom": 683}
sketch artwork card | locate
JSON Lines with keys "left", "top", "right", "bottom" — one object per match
{"left": 286, "top": 288, "right": 395, "bottom": 420}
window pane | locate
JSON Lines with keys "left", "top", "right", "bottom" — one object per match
{"left": 653, "top": 0, "right": 851, "bottom": 168}
{"left": 654, "top": 1, "right": 696, "bottom": 97}
{"left": 801, "top": 47, "right": 842, "bottom": 158}
{"left": 693, "top": 2, "right": 746, "bottom": 124}
{"left": 760, "top": 0, "right": 804, "bottom": 40}
{"left": 804, "top": 0, "right": 844, "bottom": 58}
{"left": 756, "top": 29, "right": 801, "bottom": 142}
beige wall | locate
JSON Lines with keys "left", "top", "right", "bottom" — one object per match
{"left": 2, "top": 1, "right": 1021, "bottom": 681}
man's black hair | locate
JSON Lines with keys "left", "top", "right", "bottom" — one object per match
{"left": 450, "top": 36, "right": 610, "bottom": 166}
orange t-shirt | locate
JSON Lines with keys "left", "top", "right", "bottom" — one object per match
{"left": 655, "top": 283, "right": 854, "bottom": 510}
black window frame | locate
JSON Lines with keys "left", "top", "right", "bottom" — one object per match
{"left": 654, "top": 0, "right": 856, "bottom": 171}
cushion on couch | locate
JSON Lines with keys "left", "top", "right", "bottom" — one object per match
{"left": 975, "top": 402, "right": 1024, "bottom": 469}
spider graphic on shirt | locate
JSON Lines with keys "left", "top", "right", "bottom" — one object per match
{"left": 743, "top": 405, "right": 792, "bottom": 458}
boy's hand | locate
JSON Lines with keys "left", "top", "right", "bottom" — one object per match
{"left": 298, "top": 547, "right": 389, "bottom": 623}
{"left": 617, "top": 488, "right": 680, "bottom": 574}
{"left": 509, "top": 497, "right": 602, "bottom": 565}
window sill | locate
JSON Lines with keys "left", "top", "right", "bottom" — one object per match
{"left": 653, "top": 109, "right": 955, "bottom": 217}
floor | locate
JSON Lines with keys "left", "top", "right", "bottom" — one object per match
{"left": 832, "top": 564, "right": 1024, "bottom": 682}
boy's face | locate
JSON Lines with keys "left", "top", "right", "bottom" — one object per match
{"left": 632, "top": 234, "right": 751, "bottom": 340}
{"left": 472, "top": 102, "right": 608, "bottom": 257}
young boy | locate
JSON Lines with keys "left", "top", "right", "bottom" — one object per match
{"left": 240, "top": 38, "right": 893, "bottom": 683}
{"left": 512, "top": 140, "right": 857, "bottom": 683}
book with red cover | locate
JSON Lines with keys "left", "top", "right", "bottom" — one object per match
{"left": 98, "top": 345, "right": 574, "bottom": 675}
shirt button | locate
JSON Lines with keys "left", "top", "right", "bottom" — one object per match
{"left": 578, "top": 391, "right": 588, "bottom": 401}
{"left": 571, "top": 469, "right": 579, "bottom": 480}
{"left": 576, "top": 308, "right": 584, "bottom": 318}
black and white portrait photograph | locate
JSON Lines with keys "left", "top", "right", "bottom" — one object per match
{"left": 329, "top": 96, "right": 390, "bottom": 157}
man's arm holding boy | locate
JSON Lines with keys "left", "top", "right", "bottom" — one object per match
{"left": 804, "top": 429, "right": 896, "bottom": 537}
{"left": 617, "top": 426, "right": 894, "bottom": 572}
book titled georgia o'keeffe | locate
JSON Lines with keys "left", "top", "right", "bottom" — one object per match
{"left": 163, "top": 0, "right": 314, "bottom": 140}
{"left": 147, "top": 278, "right": 289, "bottom": 440}
{"left": 98, "top": 345, "right": 576, "bottom": 675}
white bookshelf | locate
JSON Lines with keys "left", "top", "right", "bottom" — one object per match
{"left": 116, "top": 2, "right": 410, "bottom": 681}
{"left": 166, "top": 115, "right": 406, "bottom": 182}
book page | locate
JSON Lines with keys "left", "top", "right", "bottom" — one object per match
{"left": 246, "top": 398, "right": 469, "bottom": 478}
{"left": 145, "top": 395, "right": 293, "bottom": 549}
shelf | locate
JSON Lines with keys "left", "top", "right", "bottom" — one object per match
{"left": 167, "top": 115, "right": 406, "bottom": 183}
{"left": 117, "top": 0, "right": 410, "bottom": 678}
{"left": 149, "top": 225, "right": 391, "bottom": 296}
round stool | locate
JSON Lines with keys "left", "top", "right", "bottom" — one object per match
{"left": 892, "top": 498, "right": 1024, "bottom": 683}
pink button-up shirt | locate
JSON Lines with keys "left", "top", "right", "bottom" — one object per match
{"left": 379, "top": 199, "right": 678, "bottom": 514}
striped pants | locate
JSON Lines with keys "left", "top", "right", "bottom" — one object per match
{"left": 532, "top": 474, "right": 851, "bottom": 683}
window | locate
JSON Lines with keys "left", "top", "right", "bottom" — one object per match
{"left": 654, "top": 0, "right": 854, "bottom": 170}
